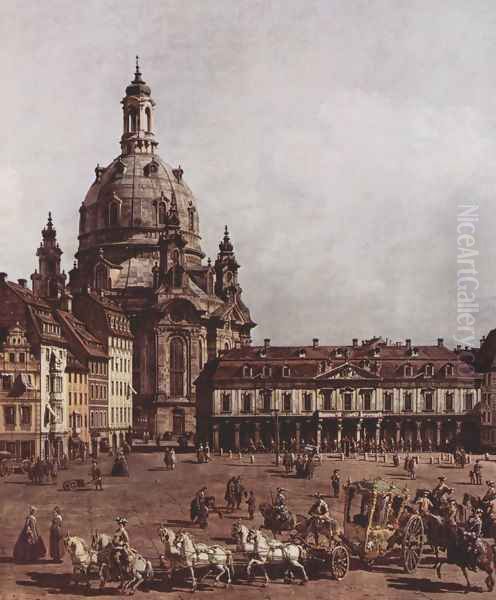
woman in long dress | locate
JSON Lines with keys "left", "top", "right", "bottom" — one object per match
{"left": 49, "top": 506, "right": 65, "bottom": 562}
{"left": 13, "top": 506, "right": 46, "bottom": 563}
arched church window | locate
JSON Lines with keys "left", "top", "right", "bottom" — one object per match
{"left": 158, "top": 202, "right": 166, "bottom": 226}
{"left": 170, "top": 338, "right": 185, "bottom": 397}
{"left": 129, "top": 109, "right": 138, "bottom": 132}
{"left": 109, "top": 203, "right": 119, "bottom": 227}
{"left": 145, "top": 107, "right": 151, "bottom": 132}
{"left": 188, "top": 208, "right": 195, "bottom": 231}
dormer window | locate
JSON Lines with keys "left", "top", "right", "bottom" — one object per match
{"left": 282, "top": 365, "right": 291, "bottom": 377}
{"left": 298, "top": 349, "right": 306, "bottom": 358}
{"left": 188, "top": 206, "right": 195, "bottom": 232}
{"left": 335, "top": 348, "right": 344, "bottom": 358}
{"left": 404, "top": 364, "right": 414, "bottom": 377}
{"left": 144, "top": 159, "right": 159, "bottom": 177}
{"left": 263, "top": 365, "right": 272, "bottom": 378}
{"left": 361, "top": 359, "right": 370, "bottom": 369}
{"left": 373, "top": 347, "right": 380, "bottom": 357}
{"left": 445, "top": 364, "right": 454, "bottom": 377}
{"left": 424, "top": 364, "right": 434, "bottom": 377}
{"left": 243, "top": 365, "right": 252, "bottom": 378}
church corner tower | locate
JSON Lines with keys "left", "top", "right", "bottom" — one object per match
{"left": 72, "top": 60, "right": 256, "bottom": 442}
{"left": 31, "top": 212, "right": 66, "bottom": 300}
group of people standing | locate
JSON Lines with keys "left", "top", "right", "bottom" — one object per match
{"left": 13, "top": 506, "right": 65, "bottom": 564}
{"left": 163, "top": 448, "right": 177, "bottom": 470}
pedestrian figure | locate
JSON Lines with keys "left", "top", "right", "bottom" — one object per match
{"left": 13, "top": 506, "right": 46, "bottom": 563}
{"left": 474, "top": 459, "right": 483, "bottom": 485}
{"left": 49, "top": 506, "right": 65, "bottom": 563}
{"left": 246, "top": 490, "right": 256, "bottom": 520}
{"left": 250, "top": 453, "right": 255, "bottom": 464}
{"left": 469, "top": 470, "right": 475, "bottom": 485}
{"left": 90, "top": 460, "right": 103, "bottom": 490}
{"left": 331, "top": 469, "right": 341, "bottom": 498}
{"left": 170, "top": 448, "right": 176, "bottom": 470}
{"left": 163, "top": 448, "right": 170, "bottom": 470}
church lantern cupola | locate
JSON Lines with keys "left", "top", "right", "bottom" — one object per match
{"left": 31, "top": 212, "right": 66, "bottom": 300}
{"left": 120, "top": 56, "right": 158, "bottom": 156}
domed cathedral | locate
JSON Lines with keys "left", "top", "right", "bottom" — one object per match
{"left": 70, "top": 59, "right": 256, "bottom": 441}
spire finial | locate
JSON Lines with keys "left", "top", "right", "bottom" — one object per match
{"left": 135, "top": 55, "right": 140, "bottom": 74}
{"left": 48, "top": 212, "right": 53, "bottom": 227}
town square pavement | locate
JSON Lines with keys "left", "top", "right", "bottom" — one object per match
{"left": 0, "top": 450, "right": 495, "bottom": 600}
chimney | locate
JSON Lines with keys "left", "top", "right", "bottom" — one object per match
{"left": 264, "top": 338, "right": 270, "bottom": 351}
{"left": 17, "top": 278, "right": 27, "bottom": 288}
{"left": 437, "top": 338, "right": 444, "bottom": 347}
{"left": 406, "top": 339, "right": 412, "bottom": 350}
{"left": 352, "top": 338, "right": 358, "bottom": 348}
{"left": 0, "top": 272, "right": 7, "bottom": 283}
{"left": 312, "top": 338, "right": 319, "bottom": 349}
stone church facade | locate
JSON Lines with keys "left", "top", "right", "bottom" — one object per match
{"left": 69, "top": 60, "right": 255, "bottom": 441}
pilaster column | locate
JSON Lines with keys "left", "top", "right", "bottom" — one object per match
{"left": 414, "top": 420, "right": 421, "bottom": 443}
{"left": 295, "top": 421, "right": 301, "bottom": 451}
{"left": 356, "top": 419, "right": 362, "bottom": 443}
{"left": 254, "top": 422, "right": 261, "bottom": 445}
{"left": 436, "top": 420, "right": 442, "bottom": 448}
{"left": 234, "top": 423, "right": 240, "bottom": 451}
{"left": 337, "top": 419, "right": 342, "bottom": 445}
{"left": 212, "top": 423, "right": 220, "bottom": 452}
{"left": 316, "top": 419, "right": 322, "bottom": 449}
{"left": 375, "top": 419, "right": 382, "bottom": 445}
{"left": 395, "top": 421, "right": 401, "bottom": 444}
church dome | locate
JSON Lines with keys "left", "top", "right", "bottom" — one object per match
{"left": 76, "top": 61, "right": 203, "bottom": 279}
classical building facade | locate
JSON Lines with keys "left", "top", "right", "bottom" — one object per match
{"left": 0, "top": 323, "right": 40, "bottom": 458}
{"left": 197, "top": 337, "right": 482, "bottom": 452}
{"left": 69, "top": 61, "right": 255, "bottom": 441}
{"left": 476, "top": 331, "right": 496, "bottom": 450}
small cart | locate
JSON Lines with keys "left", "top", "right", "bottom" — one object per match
{"left": 62, "top": 478, "right": 92, "bottom": 491}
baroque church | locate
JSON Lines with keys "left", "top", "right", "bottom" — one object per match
{"left": 69, "top": 60, "right": 255, "bottom": 440}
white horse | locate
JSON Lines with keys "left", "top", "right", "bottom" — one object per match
{"left": 64, "top": 535, "right": 99, "bottom": 588}
{"left": 159, "top": 526, "right": 232, "bottom": 590}
{"left": 231, "top": 521, "right": 255, "bottom": 552}
{"left": 91, "top": 531, "right": 153, "bottom": 595}
{"left": 246, "top": 528, "right": 308, "bottom": 586}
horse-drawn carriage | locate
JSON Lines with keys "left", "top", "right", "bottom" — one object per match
{"left": 342, "top": 478, "right": 424, "bottom": 573}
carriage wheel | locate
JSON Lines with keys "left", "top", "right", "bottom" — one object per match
{"left": 63, "top": 480, "right": 71, "bottom": 491}
{"left": 330, "top": 544, "right": 350, "bottom": 580}
{"left": 70, "top": 480, "right": 78, "bottom": 491}
{"left": 402, "top": 514, "right": 424, "bottom": 573}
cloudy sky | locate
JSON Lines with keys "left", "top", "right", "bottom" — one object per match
{"left": 1, "top": 0, "right": 496, "bottom": 347}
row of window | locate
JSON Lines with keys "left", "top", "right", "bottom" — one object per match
{"left": 69, "top": 391, "right": 87, "bottom": 406}
{"left": 45, "top": 348, "right": 64, "bottom": 362}
{"left": 111, "top": 380, "right": 131, "bottom": 397}
{"left": 110, "top": 406, "right": 131, "bottom": 425}
{"left": 3, "top": 352, "right": 28, "bottom": 363}
{"left": 241, "top": 363, "right": 457, "bottom": 379}
{"left": 45, "top": 375, "right": 63, "bottom": 394}
{"left": 89, "top": 361, "right": 107, "bottom": 376}
{"left": 111, "top": 357, "right": 131, "bottom": 373}
{"left": 42, "top": 323, "right": 61, "bottom": 336}
{"left": 89, "top": 410, "right": 107, "bottom": 429}
{"left": 90, "top": 384, "right": 107, "bottom": 401}
{"left": 68, "top": 372, "right": 88, "bottom": 384}
{"left": 69, "top": 412, "right": 86, "bottom": 429}
{"left": 219, "top": 391, "right": 474, "bottom": 414}
{"left": 3, "top": 405, "right": 31, "bottom": 426}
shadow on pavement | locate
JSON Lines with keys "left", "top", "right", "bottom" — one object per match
{"left": 387, "top": 575, "right": 474, "bottom": 594}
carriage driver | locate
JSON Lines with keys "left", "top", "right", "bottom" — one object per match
{"left": 112, "top": 517, "right": 131, "bottom": 577}
{"left": 273, "top": 488, "right": 288, "bottom": 522}
{"left": 308, "top": 492, "right": 331, "bottom": 523}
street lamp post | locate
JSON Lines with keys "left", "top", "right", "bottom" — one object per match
{"left": 273, "top": 408, "right": 280, "bottom": 466}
